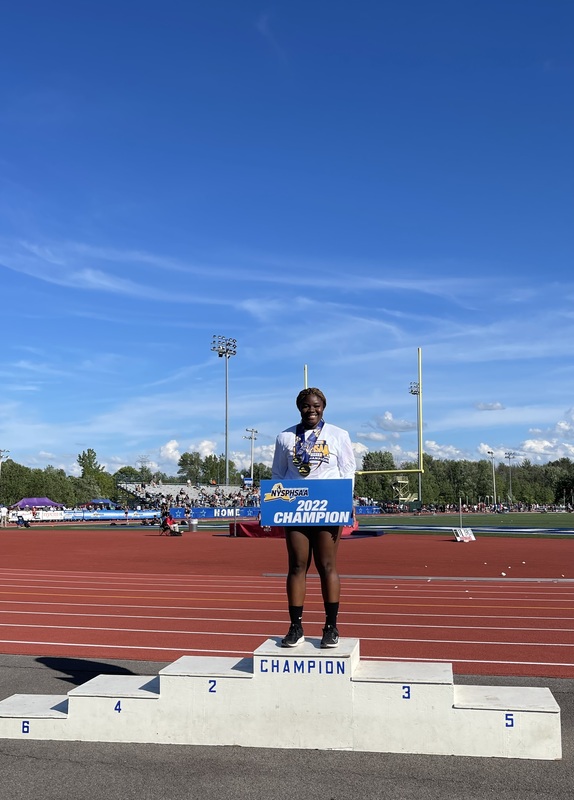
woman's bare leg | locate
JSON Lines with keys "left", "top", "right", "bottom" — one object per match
{"left": 285, "top": 528, "right": 312, "bottom": 606}
{"left": 312, "top": 526, "right": 342, "bottom": 603}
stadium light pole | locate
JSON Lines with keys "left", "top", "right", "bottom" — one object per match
{"left": 487, "top": 450, "right": 497, "bottom": 508}
{"left": 243, "top": 428, "right": 258, "bottom": 481}
{"left": 408, "top": 382, "right": 422, "bottom": 502}
{"left": 407, "top": 348, "right": 424, "bottom": 504}
{"left": 211, "top": 336, "right": 237, "bottom": 486}
{"left": 0, "top": 449, "right": 10, "bottom": 496}
{"left": 505, "top": 451, "right": 516, "bottom": 507}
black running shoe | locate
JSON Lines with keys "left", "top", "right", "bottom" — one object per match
{"left": 320, "top": 625, "right": 339, "bottom": 649}
{"left": 281, "top": 623, "right": 304, "bottom": 648}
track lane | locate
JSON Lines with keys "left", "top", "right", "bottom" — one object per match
{"left": 1, "top": 568, "right": 573, "bottom": 676}
{"left": 1, "top": 529, "right": 573, "bottom": 677}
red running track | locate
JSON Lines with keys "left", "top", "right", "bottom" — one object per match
{"left": 0, "top": 527, "right": 572, "bottom": 678}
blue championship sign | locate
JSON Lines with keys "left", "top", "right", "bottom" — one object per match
{"left": 260, "top": 479, "right": 353, "bottom": 527}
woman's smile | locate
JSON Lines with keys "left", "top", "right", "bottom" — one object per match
{"left": 299, "top": 395, "right": 325, "bottom": 429}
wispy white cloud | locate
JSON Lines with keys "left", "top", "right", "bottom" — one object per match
{"left": 2, "top": 253, "right": 184, "bottom": 301}
{"left": 256, "top": 12, "right": 287, "bottom": 61}
{"left": 520, "top": 439, "right": 574, "bottom": 461}
{"left": 357, "top": 431, "right": 391, "bottom": 443}
{"left": 2, "top": 238, "right": 512, "bottom": 309}
{"left": 429, "top": 405, "right": 566, "bottom": 433}
{"left": 477, "top": 443, "right": 506, "bottom": 460}
{"left": 370, "top": 411, "right": 417, "bottom": 433}
{"left": 527, "top": 408, "right": 574, "bottom": 440}
{"left": 12, "top": 360, "right": 71, "bottom": 377}
{"left": 2, "top": 241, "right": 574, "bottom": 471}
{"left": 426, "top": 440, "right": 466, "bottom": 459}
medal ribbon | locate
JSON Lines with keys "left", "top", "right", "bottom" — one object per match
{"left": 293, "top": 420, "right": 324, "bottom": 476}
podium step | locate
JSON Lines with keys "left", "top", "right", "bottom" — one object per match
{"left": 0, "top": 638, "right": 562, "bottom": 759}
{"left": 0, "top": 694, "right": 68, "bottom": 718}
{"left": 68, "top": 675, "right": 160, "bottom": 698}
{"left": 453, "top": 684, "right": 560, "bottom": 713}
{"left": 352, "top": 660, "right": 453, "bottom": 684}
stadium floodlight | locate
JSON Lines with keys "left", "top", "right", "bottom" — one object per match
{"left": 487, "top": 450, "right": 497, "bottom": 508}
{"left": 408, "top": 382, "right": 422, "bottom": 502}
{"left": 505, "top": 451, "right": 516, "bottom": 506}
{"left": 0, "top": 449, "right": 9, "bottom": 478}
{"left": 0, "top": 449, "right": 9, "bottom": 505}
{"left": 243, "top": 428, "right": 258, "bottom": 480}
{"left": 211, "top": 336, "right": 238, "bottom": 486}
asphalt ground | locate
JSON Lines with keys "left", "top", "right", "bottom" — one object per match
{"left": 0, "top": 653, "right": 572, "bottom": 800}
{"left": 1, "top": 527, "right": 572, "bottom": 797}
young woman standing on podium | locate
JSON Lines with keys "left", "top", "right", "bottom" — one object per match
{"left": 271, "top": 387, "right": 356, "bottom": 649}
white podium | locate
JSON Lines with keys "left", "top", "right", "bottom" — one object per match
{"left": 0, "top": 637, "right": 561, "bottom": 759}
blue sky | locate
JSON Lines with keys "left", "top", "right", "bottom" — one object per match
{"left": 1, "top": 1, "right": 573, "bottom": 477}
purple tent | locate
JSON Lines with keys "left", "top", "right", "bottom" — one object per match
{"left": 10, "top": 497, "right": 64, "bottom": 509}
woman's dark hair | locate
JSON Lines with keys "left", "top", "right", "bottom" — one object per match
{"left": 296, "top": 387, "right": 327, "bottom": 410}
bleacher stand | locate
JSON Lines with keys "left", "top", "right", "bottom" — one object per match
{"left": 119, "top": 483, "right": 259, "bottom": 510}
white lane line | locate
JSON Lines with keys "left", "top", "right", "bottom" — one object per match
{"left": 0, "top": 623, "right": 266, "bottom": 637}
{"left": 0, "top": 586, "right": 291, "bottom": 597}
{"left": 0, "top": 576, "right": 285, "bottom": 591}
{"left": 0, "top": 570, "right": 269, "bottom": 580}
{"left": 0, "top": 639, "right": 251, "bottom": 655}
{"left": 0, "top": 610, "right": 572, "bottom": 634}
{"left": 1, "top": 623, "right": 572, "bottom": 648}
{"left": 0, "top": 582, "right": 568, "bottom": 596}
{"left": 2, "top": 587, "right": 572, "bottom": 604}
{"left": 360, "top": 655, "right": 574, "bottom": 668}
{"left": 0, "top": 574, "right": 563, "bottom": 588}
{"left": 1, "top": 599, "right": 574, "bottom": 622}
{"left": 358, "top": 635, "right": 574, "bottom": 648}
{"left": 2, "top": 581, "right": 572, "bottom": 601}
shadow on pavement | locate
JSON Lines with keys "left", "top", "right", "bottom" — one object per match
{"left": 35, "top": 656, "right": 136, "bottom": 686}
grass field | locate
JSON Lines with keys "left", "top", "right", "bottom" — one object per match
{"left": 357, "top": 511, "right": 574, "bottom": 536}
{"left": 11, "top": 510, "right": 574, "bottom": 536}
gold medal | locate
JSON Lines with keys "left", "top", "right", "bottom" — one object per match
{"left": 293, "top": 420, "right": 324, "bottom": 477}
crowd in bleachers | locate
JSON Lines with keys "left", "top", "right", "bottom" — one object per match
{"left": 120, "top": 482, "right": 260, "bottom": 510}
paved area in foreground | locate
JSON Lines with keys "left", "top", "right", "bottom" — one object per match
{"left": 0, "top": 653, "right": 572, "bottom": 800}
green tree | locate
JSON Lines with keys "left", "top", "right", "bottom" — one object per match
{"left": 475, "top": 460, "right": 492, "bottom": 502}
{"left": 412, "top": 454, "right": 449, "bottom": 505}
{"left": 0, "top": 460, "right": 32, "bottom": 505}
{"left": 546, "top": 458, "right": 574, "bottom": 505}
{"left": 95, "top": 471, "right": 117, "bottom": 501}
{"left": 138, "top": 465, "right": 153, "bottom": 483}
{"left": 202, "top": 454, "right": 223, "bottom": 484}
{"left": 444, "top": 460, "right": 474, "bottom": 504}
{"left": 77, "top": 448, "right": 104, "bottom": 478}
{"left": 69, "top": 475, "right": 105, "bottom": 505}
{"left": 253, "top": 462, "right": 272, "bottom": 483}
{"left": 25, "top": 467, "right": 48, "bottom": 498}
{"left": 42, "top": 465, "right": 76, "bottom": 506}
{"left": 113, "top": 466, "right": 142, "bottom": 484}
{"left": 355, "top": 451, "right": 395, "bottom": 503}
{"left": 177, "top": 452, "right": 203, "bottom": 484}
{"left": 409, "top": 454, "right": 439, "bottom": 505}
{"left": 76, "top": 448, "right": 116, "bottom": 499}
{"left": 226, "top": 458, "right": 240, "bottom": 486}
{"left": 151, "top": 470, "right": 169, "bottom": 483}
